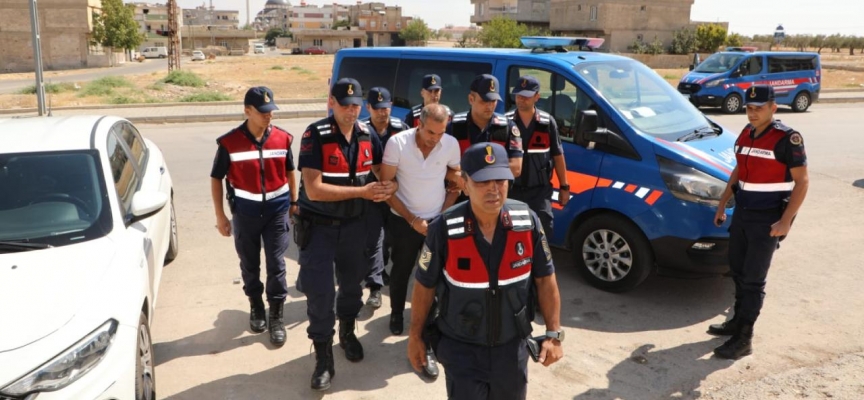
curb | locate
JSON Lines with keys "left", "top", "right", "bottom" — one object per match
{"left": 124, "top": 110, "right": 327, "bottom": 124}
{"left": 0, "top": 97, "right": 327, "bottom": 115}
{"left": 817, "top": 97, "right": 864, "bottom": 104}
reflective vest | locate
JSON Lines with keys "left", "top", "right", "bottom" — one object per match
{"left": 506, "top": 109, "right": 554, "bottom": 188}
{"left": 298, "top": 120, "right": 374, "bottom": 219}
{"left": 734, "top": 122, "right": 796, "bottom": 210}
{"left": 436, "top": 200, "right": 535, "bottom": 346}
{"left": 449, "top": 111, "right": 509, "bottom": 156}
{"left": 217, "top": 125, "right": 292, "bottom": 216}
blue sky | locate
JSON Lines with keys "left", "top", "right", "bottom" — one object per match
{"left": 170, "top": 0, "right": 864, "bottom": 36}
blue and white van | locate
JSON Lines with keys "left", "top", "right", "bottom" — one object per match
{"left": 678, "top": 50, "right": 821, "bottom": 114}
{"left": 333, "top": 38, "right": 737, "bottom": 291}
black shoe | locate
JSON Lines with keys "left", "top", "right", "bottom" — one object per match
{"left": 249, "top": 297, "right": 267, "bottom": 333}
{"left": 714, "top": 323, "right": 753, "bottom": 360}
{"left": 382, "top": 270, "right": 390, "bottom": 286}
{"left": 365, "top": 290, "right": 382, "bottom": 309}
{"left": 338, "top": 319, "right": 364, "bottom": 362}
{"left": 268, "top": 301, "right": 286, "bottom": 346}
{"left": 311, "top": 340, "right": 335, "bottom": 391}
{"left": 423, "top": 346, "right": 439, "bottom": 379}
{"left": 707, "top": 318, "right": 739, "bottom": 336}
{"left": 389, "top": 314, "right": 403, "bottom": 335}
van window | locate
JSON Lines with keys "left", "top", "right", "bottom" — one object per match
{"left": 743, "top": 56, "right": 763, "bottom": 76}
{"left": 392, "top": 59, "right": 491, "bottom": 112}
{"left": 767, "top": 56, "right": 817, "bottom": 73}
{"left": 694, "top": 53, "right": 745, "bottom": 74}
{"left": 337, "top": 57, "right": 399, "bottom": 102}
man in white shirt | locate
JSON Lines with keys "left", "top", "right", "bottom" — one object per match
{"left": 378, "top": 104, "right": 462, "bottom": 378}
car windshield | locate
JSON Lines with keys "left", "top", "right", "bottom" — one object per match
{"left": 0, "top": 150, "right": 112, "bottom": 249}
{"left": 694, "top": 53, "right": 745, "bottom": 73}
{"left": 575, "top": 59, "right": 710, "bottom": 140}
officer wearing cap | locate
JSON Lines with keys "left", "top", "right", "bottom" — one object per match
{"left": 404, "top": 74, "right": 453, "bottom": 128}
{"left": 210, "top": 86, "right": 297, "bottom": 346}
{"left": 407, "top": 142, "right": 563, "bottom": 399}
{"left": 450, "top": 74, "right": 523, "bottom": 180}
{"left": 710, "top": 85, "right": 809, "bottom": 359}
{"left": 296, "top": 78, "right": 397, "bottom": 390}
{"left": 360, "top": 87, "right": 408, "bottom": 309}
{"left": 505, "top": 75, "right": 570, "bottom": 236}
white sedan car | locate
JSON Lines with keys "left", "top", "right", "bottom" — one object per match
{"left": 0, "top": 116, "right": 178, "bottom": 400}
{"left": 191, "top": 50, "right": 205, "bottom": 61}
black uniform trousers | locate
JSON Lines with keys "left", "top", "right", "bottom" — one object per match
{"left": 509, "top": 185, "right": 554, "bottom": 236}
{"left": 231, "top": 210, "right": 290, "bottom": 303}
{"left": 728, "top": 207, "right": 783, "bottom": 324}
{"left": 363, "top": 200, "right": 388, "bottom": 289}
{"left": 387, "top": 214, "right": 427, "bottom": 314}
{"left": 298, "top": 216, "right": 368, "bottom": 341}
{"left": 437, "top": 335, "right": 529, "bottom": 400}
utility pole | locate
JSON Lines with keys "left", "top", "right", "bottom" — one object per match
{"left": 167, "top": 0, "right": 180, "bottom": 71}
{"left": 29, "top": 0, "right": 47, "bottom": 116}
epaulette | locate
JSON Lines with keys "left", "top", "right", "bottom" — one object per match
{"left": 772, "top": 120, "right": 796, "bottom": 135}
{"left": 490, "top": 113, "right": 508, "bottom": 126}
{"left": 356, "top": 120, "right": 369, "bottom": 134}
{"left": 389, "top": 117, "right": 407, "bottom": 132}
{"left": 452, "top": 111, "right": 469, "bottom": 122}
{"left": 502, "top": 199, "right": 534, "bottom": 231}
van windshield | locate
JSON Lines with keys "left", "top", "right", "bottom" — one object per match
{"left": 694, "top": 53, "right": 745, "bottom": 73}
{"left": 575, "top": 60, "right": 710, "bottom": 140}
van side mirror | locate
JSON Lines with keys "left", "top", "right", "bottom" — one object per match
{"left": 576, "top": 110, "right": 609, "bottom": 145}
{"left": 689, "top": 64, "right": 695, "bottom": 71}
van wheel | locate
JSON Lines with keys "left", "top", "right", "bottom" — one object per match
{"left": 570, "top": 214, "right": 653, "bottom": 292}
{"left": 791, "top": 91, "right": 811, "bottom": 112}
{"left": 135, "top": 312, "right": 156, "bottom": 400}
{"left": 722, "top": 93, "right": 742, "bottom": 114}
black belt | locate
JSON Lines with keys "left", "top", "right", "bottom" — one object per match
{"left": 308, "top": 215, "right": 352, "bottom": 226}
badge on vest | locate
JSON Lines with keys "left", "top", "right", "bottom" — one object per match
{"left": 418, "top": 243, "right": 432, "bottom": 271}
{"left": 511, "top": 258, "right": 531, "bottom": 269}
{"left": 364, "top": 148, "right": 370, "bottom": 158}
{"left": 516, "top": 241, "right": 525, "bottom": 256}
{"left": 329, "top": 155, "right": 339, "bottom": 165}
{"left": 541, "top": 236, "right": 552, "bottom": 262}
{"left": 789, "top": 133, "right": 803, "bottom": 146}
{"left": 363, "top": 160, "right": 373, "bottom": 166}
{"left": 511, "top": 125, "right": 521, "bottom": 137}
{"left": 501, "top": 211, "right": 512, "bottom": 228}
{"left": 465, "top": 218, "right": 474, "bottom": 234}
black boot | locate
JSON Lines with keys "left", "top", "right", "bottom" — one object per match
{"left": 268, "top": 301, "right": 286, "bottom": 346}
{"left": 714, "top": 322, "right": 753, "bottom": 360}
{"left": 311, "top": 340, "right": 335, "bottom": 391}
{"left": 338, "top": 318, "right": 364, "bottom": 362}
{"left": 423, "top": 345, "right": 439, "bottom": 379}
{"left": 708, "top": 301, "right": 741, "bottom": 336}
{"left": 248, "top": 297, "right": 267, "bottom": 333}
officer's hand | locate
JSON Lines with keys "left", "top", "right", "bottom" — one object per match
{"left": 363, "top": 182, "right": 391, "bottom": 202}
{"left": 289, "top": 204, "right": 299, "bottom": 217}
{"left": 413, "top": 219, "right": 429, "bottom": 236}
{"left": 539, "top": 338, "right": 563, "bottom": 367}
{"left": 378, "top": 180, "right": 398, "bottom": 196}
{"left": 713, "top": 209, "right": 726, "bottom": 227}
{"left": 215, "top": 214, "right": 231, "bottom": 237}
{"left": 559, "top": 188, "right": 570, "bottom": 207}
{"left": 770, "top": 218, "right": 792, "bottom": 237}
{"left": 407, "top": 334, "right": 427, "bottom": 373}
{"left": 447, "top": 176, "right": 465, "bottom": 192}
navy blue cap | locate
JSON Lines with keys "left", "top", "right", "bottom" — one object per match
{"left": 331, "top": 78, "right": 363, "bottom": 106}
{"left": 422, "top": 74, "right": 442, "bottom": 90}
{"left": 244, "top": 86, "right": 278, "bottom": 113}
{"left": 367, "top": 87, "right": 392, "bottom": 109}
{"left": 512, "top": 75, "right": 540, "bottom": 97}
{"left": 469, "top": 74, "right": 501, "bottom": 102}
{"left": 461, "top": 142, "right": 513, "bottom": 182}
{"left": 745, "top": 85, "right": 775, "bottom": 106}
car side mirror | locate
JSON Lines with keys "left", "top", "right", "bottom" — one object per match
{"left": 129, "top": 191, "right": 169, "bottom": 224}
{"left": 576, "top": 110, "right": 609, "bottom": 145}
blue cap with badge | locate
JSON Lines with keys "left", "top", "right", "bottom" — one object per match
{"left": 244, "top": 86, "right": 279, "bottom": 113}
{"left": 367, "top": 87, "right": 392, "bottom": 109}
{"left": 745, "top": 85, "right": 775, "bottom": 106}
{"left": 512, "top": 75, "right": 540, "bottom": 97}
{"left": 422, "top": 74, "right": 442, "bottom": 90}
{"left": 461, "top": 142, "right": 513, "bottom": 182}
{"left": 470, "top": 74, "right": 501, "bottom": 102}
{"left": 331, "top": 77, "right": 363, "bottom": 106}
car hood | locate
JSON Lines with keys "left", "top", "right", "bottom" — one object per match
{"left": 681, "top": 71, "right": 726, "bottom": 85}
{"left": 0, "top": 238, "right": 116, "bottom": 352}
{"left": 652, "top": 129, "right": 737, "bottom": 179}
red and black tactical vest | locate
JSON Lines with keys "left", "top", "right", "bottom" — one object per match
{"left": 449, "top": 111, "right": 510, "bottom": 156}
{"left": 734, "top": 122, "right": 797, "bottom": 210}
{"left": 506, "top": 109, "right": 554, "bottom": 188}
{"left": 218, "top": 125, "right": 293, "bottom": 216}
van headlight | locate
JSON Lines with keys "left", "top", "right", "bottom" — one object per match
{"left": 657, "top": 156, "right": 726, "bottom": 207}
{"left": 705, "top": 79, "right": 724, "bottom": 88}
{"left": 1, "top": 320, "right": 117, "bottom": 397}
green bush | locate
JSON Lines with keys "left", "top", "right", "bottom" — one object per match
{"left": 163, "top": 70, "right": 205, "bottom": 87}
{"left": 179, "top": 91, "right": 231, "bottom": 102}
{"left": 109, "top": 95, "right": 137, "bottom": 104}
{"left": 77, "top": 76, "right": 132, "bottom": 97}
{"left": 270, "top": 65, "right": 285, "bottom": 70}
{"left": 17, "top": 82, "right": 78, "bottom": 95}
{"left": 290, "top": 66, "right": 313, "bottom": 75}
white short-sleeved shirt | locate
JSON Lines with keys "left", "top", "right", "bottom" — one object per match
{"left": 383, "top": 128, "right": 461, "bottom": 220}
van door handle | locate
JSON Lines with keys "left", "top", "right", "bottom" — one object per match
{"left": 760, "top": 75, "right": 767, "bottom": 78}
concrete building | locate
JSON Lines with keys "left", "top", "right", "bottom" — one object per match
{"left": 290, "top": 2, "right": 349, "bottom": 32}
{"left": 183, "top": 6, "right": 240, "bottom": 29}
{"left": 0, "top": 0, "right": 105, "bottom": 72}
{"left": 129, "top": 2, "right": 182, "bottom": 51}
{"left": 349, "top": 1, "right": 412, "bottom": 47}
{"left": 255, "top": 0, "right": 291, "bottom": 32}
{"left": 292, "top": 28, "right": 365, "bottom": 53}
{"left": 470, "top": 0, "right": 549, "bottom": 28}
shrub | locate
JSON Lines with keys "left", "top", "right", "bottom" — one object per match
{"left": 163, "top": 70, "right": 205, "bottom": 87}
{"left": 77, "top": 76, "right": 132, "bottom": 97}
{"left": 270, "top": 65, "right": 285, "bottom": 70}
{"left": 17, "top": 82, "right": 77, "bottom": 95}
{"left": 179, "top": 91, "right": 231, "bottom": 102}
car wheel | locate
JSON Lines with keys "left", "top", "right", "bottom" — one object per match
{"left": 165, "top": 200, "right": 179, "bottom": 263}
{"left": 135, "top": 312, "right": 156, "bottom": 400}
{"left": 722, "top": 93, "right": 742, "bottom": 114}
{"left": 791, "top": 91, "right": 811, "bottom": 112}
{"left": 570, "top": 214, "right": 653, "bottom": 292}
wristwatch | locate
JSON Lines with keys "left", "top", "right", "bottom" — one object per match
{"left": 545, "top": 330, "right": 565, "bottom": 342}
{"left": 559, "top": 184, "right": 571, "bottom": 191}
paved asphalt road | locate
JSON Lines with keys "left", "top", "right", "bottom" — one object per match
{"left": 0, "top": 58, "right": 170, "bottom": 94}
{"left": 140, "top": 103, "right": 864, "bottom": 399}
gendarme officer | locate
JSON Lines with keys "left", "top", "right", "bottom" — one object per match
{"left": 407, "top": 143, "right": 564, "bottom": 400}
{"left": 296, "top": 78, "right": 397, "bottom": 390}
{"left": 710, "top": 85, "right": 809, "bottom": 359}
{"left": 404, "top": 74, "right": 453, "bottom": 128}
{"left": 210, "top": 86, "right": 297, "bottom": 346}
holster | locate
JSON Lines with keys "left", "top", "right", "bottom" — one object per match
{"left": 506, "top": 287, "right": 533, "bottom": 339}
{"left": 291, "top": 214, "right": 312, "bottom": 250}
{"left": 422, "top": 299, "right": 442, "bottom": 356}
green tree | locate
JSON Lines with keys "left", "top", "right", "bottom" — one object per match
{"left": 725, "top": 32, "right": 745, "bottom": 48}
{"left": 628, "top": 38, "right": 648, "bottom": 54}
{"left": 332, "top": 17, "right": 351, "bottom": 30}
{"left": 670, "top": 28, "right": 698, "bottom": 55}
{"left": 477, "top": 16, "right": 536, "bottom": 48}
{"left": 91, "top": 0, "right": 142, "bottom": 51}
{"left": 695, "top": 23, "right": 727, "bottom": 52}
{"left": 810, "top": 34, "right": 827, "bottom": 53}
{"left": 399, "top": 18, "right": 431, "bottom": 45}
{"left": 264, "top": 28, "right": 291, "bottom": 46}
{"left": 455, "top": 29, "right": 480, "bottom": 48}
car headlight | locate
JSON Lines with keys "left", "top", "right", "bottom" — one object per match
{"left": 1, "top": 320, "right": 117, "bottom": 397}
{"left": 704, "top": 79, "right": 724, "bottom": 88}
{"left": 658, "top": 156, "right": 727, "bottom": 207}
